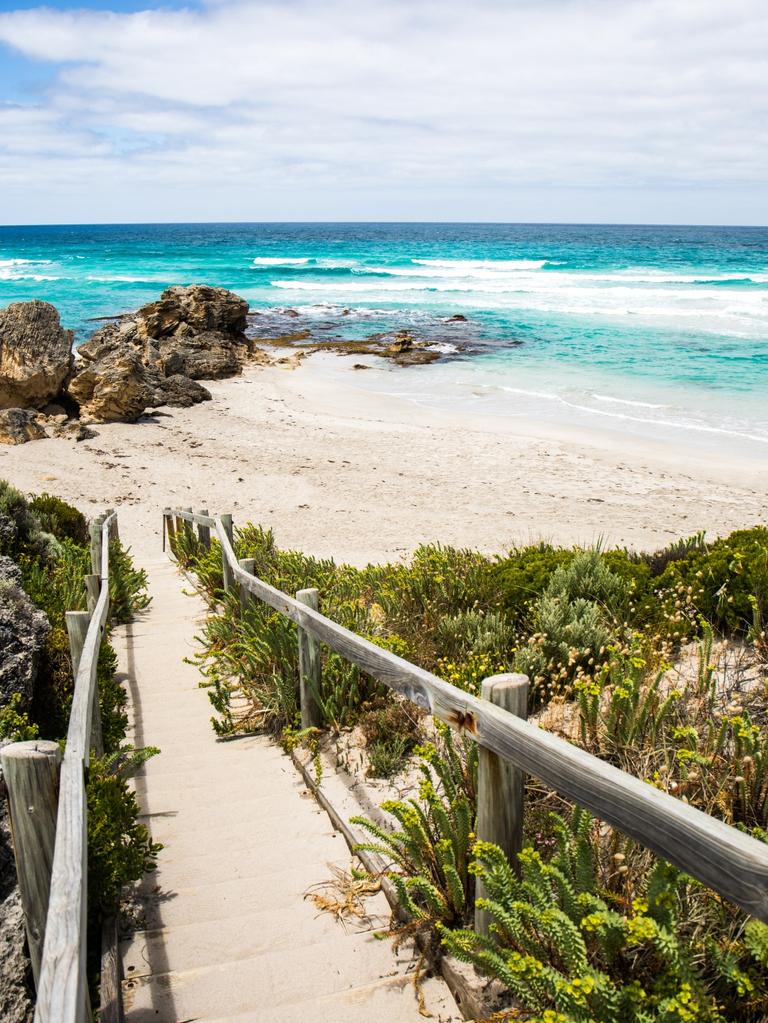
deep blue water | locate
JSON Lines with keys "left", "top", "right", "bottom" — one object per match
{"left": 1, "top": 222, "right": 767, "bottom": 444}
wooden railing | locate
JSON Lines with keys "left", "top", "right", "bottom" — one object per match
{"left": 166, "top": 506, "right": 768, "bottom": 926}
{"left": 0, "top": 512, "right": 118, "bottom": 1023}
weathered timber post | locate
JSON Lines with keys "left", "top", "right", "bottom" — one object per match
{"left": 475, "top": 672, "right": 529, "bottom": 936}
{"left": 66, "top": 611, "right": 103, "bottom": 756}
{"left": 182, "top": 506, "right": 193, "bottom": 542}
{"left": 162, "top": 508, "right": 174, "bottom": 553}
{"left": 0, "top": 740, "right": 62, "bottom": 987}
{"left": 219, "top": 513, "right": 235, "bottom": 593}
{"left": 84, "top": 574, "right": 100, "bottom": 615}
{"left": 105, "top": 508, "right": 117, "bottom": 544}
{"left": 238, "top": 558, "right": 256, "bottom": 614}
{"left": 296, "top": 588, "right": 323, "bottom": 729}
{"left": 197, "top": 508, "right": 211, "bottom": 550}
{"left": 89, "top": 515, "right": 105, "bottom": 576}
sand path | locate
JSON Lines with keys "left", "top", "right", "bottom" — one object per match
{"left": 113, "top": 550, "right": 459, "bottom": 1022}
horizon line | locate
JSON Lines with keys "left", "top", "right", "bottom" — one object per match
{"left": 1, "top": 219, "right": 767, "bottom": 230}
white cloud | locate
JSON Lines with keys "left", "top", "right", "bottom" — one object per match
{"left": 0, "top": 0, "right": 766, "bottom": 222}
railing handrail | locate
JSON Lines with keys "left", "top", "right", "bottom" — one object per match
{"left": 168, "top": 506, "right": 768, "bottom": 924}
{"left": 35, "top": 511, "right": 116, "bottom": 1023}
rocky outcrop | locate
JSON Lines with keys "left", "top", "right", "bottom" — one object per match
{"left": 68, "top": 346, "right": 154, "bottom": 424}
{"left": 135, "top": 284, "right": 248, "bottom": 341}
{"left": 0, "top": 302, "right": 74, "bottom": 412}
{"left": 0, "top": 797, "right": 33, "bottom": 1023}
{"left": 0, "top": 410, "right": 46, "bottom": 446}
{"left": 66, "top": 285, "right": 250, "bottom": 422}
{"left": 0, "top": 574, "right": 50, "bottom": 711}
{"left": 152, "top": 374, "right": 211, "bottom": 409}
{"left": 0, "top": 565, "right": 43, "bottom": 1023}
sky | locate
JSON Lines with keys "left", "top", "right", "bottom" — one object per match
{"left": 0, "top": 0, "right": 766, "bottom": 225}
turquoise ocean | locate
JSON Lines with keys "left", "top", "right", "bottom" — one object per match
{"left": 1, "top": 222, "right": 766, "bottom": 449}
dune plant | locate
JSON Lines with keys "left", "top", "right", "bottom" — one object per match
{"left": 443, "top": 810, "right": 768, "bottom": 1023}
{"left": 351, "top": 727, "right": 477, "bottom": 932}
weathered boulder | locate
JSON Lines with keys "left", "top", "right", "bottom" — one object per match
{"left": 0, "top": 410, "right": 46, "bottom": 446}
{"left": 68, "top": 348, "right": 154, "bottom": 423}
{"left": 135, "top": 285, "right": 248, "bottom": 341}
{"left": 0, "top": 800, "right": 33, "bottom": 1023}
{"left": 0, "top": 302, "right": 73, "bottom": 411}
{"left": 157, "top": 332, "right": 242, "bottom": 380}
{"left": 0, "top": 575, "right": 49, "bottom": 714}
{"left": 65, "top": 286, "right": 251, "bottom": 422}
{"left": 151, "top": 374, "right": 211, "bottom": 409}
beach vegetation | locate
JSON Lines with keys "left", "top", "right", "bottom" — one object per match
{"left": 0, "top": 480, "right": 157, "bottom": 1005}
{"left": 175, "top": 516, "right": 768, "bottom": 1020}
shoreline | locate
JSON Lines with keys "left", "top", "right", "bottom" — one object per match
{"left": 1, "top": 352, "right": 766, "bottom": 565}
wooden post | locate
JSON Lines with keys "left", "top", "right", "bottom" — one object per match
{"left": 475, "top": 672, "right": 529, "bottom": 936}
{"left": 84, "top": 574, "right": 100, "bottom": 615}
{"left": 239, "top": 558, "right": 256, "bottom": 614}
{"left": 107, "top": 509, "right": 118, "bottom": 543}
{"left": 296, "top": 588, "right": 323, "bottom": 729}
{"left": 182, "top": 506, "right": 193, "bottom": 541}
{"left": 219, "top": 513, "right": 235, "bottom": 593}
{"left": 66, "top": 611, "right": 102, "bottom": 756}
{"left": 197, "top": 508, "right": 211, "bottom": 550}
{"left": 0, "top": 740, "right": 62, "bottom": 987}
{"left": 164, "top": 509, "right": 176, "bottom": 554}
{"left": 89, "top": 515, "right": 104, "bottom": 577}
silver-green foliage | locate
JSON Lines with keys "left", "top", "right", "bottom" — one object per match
{"left": 442, "top": 810, "right": 768, "bottom": 1023}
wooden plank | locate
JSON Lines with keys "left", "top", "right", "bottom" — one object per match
{"left": 34, "top": 754, "right": 89, "bottom": 1023}
{"left": 204, "top": 515, "right": 768, "bottom": 922}
{"left": 0, "top": 740, "right": 62, "bottom": 987}
{"left": 35, "top": 512, "right": 115, "bottom": 1023}
{"left": 84, "top": 575, "right": 100, "bottom": 615}
{"left": 297, "top": 588, "right": 323, "bottom": 729}
{"left": 99, "top": 915, "right": 123, "bottom": 1023}
{"left": 475, "top": 674, "right": 528, "bottom": 936}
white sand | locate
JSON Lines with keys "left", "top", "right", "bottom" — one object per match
{"left": 2, "top": 353, "right": 766, "bottom": 564}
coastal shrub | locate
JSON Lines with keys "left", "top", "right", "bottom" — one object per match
{"left": 0, "top": 480, "right": 158, "bottom": 1002}
{"left": 654, "top": 528, "right": 768, "bottom": 638}
{"left": 87, "top": 747, "right": 162, "bottom": 917}
{"left": 0, "top": 693, "right": 39, "bottom": 742}
{"left": 28, "top": 493, "right": 88, "bottom": 545}
{"left": 358, "top": 698, "right": 425, "bottom": 778}
{"left": 574, "top": 628, "right": 768, "bottom": 831}
{"left": 108, "top": 540, "right": 151, "bottom": 624}
{"left": 443, "top": 811, "right": 768, "bottom": 1023}
{"left": 493, "top": 544, "right": 575, "bottom": 626}
{"left": 352, "top": 727, "right": 478, "bottom": 934}
{"left": 515, "top": 552, "right": 632, "bottom": 705}
{"left": 0, "top": 480, "right": 45, "bottom": 559}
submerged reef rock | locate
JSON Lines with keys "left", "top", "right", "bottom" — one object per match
{"left": 0, "top": 302, "right": 74, "bottom": 412}
{"left": 0, "top": 410, "right": 46, "bottom": 446}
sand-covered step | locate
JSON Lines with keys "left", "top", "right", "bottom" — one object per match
{"left": 113, "top": 555, "right": 458, "bottom": 1021}
{"left": 122, "top": 898, "right": 388, "bottom": 978}
{"left": 122, "top": 942, "right": 441, "bottom": 1021}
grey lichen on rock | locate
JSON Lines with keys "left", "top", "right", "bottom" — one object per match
{"left": 0, "top": 301, "right": 74, "bottom": 412}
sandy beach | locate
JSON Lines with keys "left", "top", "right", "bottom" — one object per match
{"left": 2, "top": 352, "right": 766, "bottom": 565}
